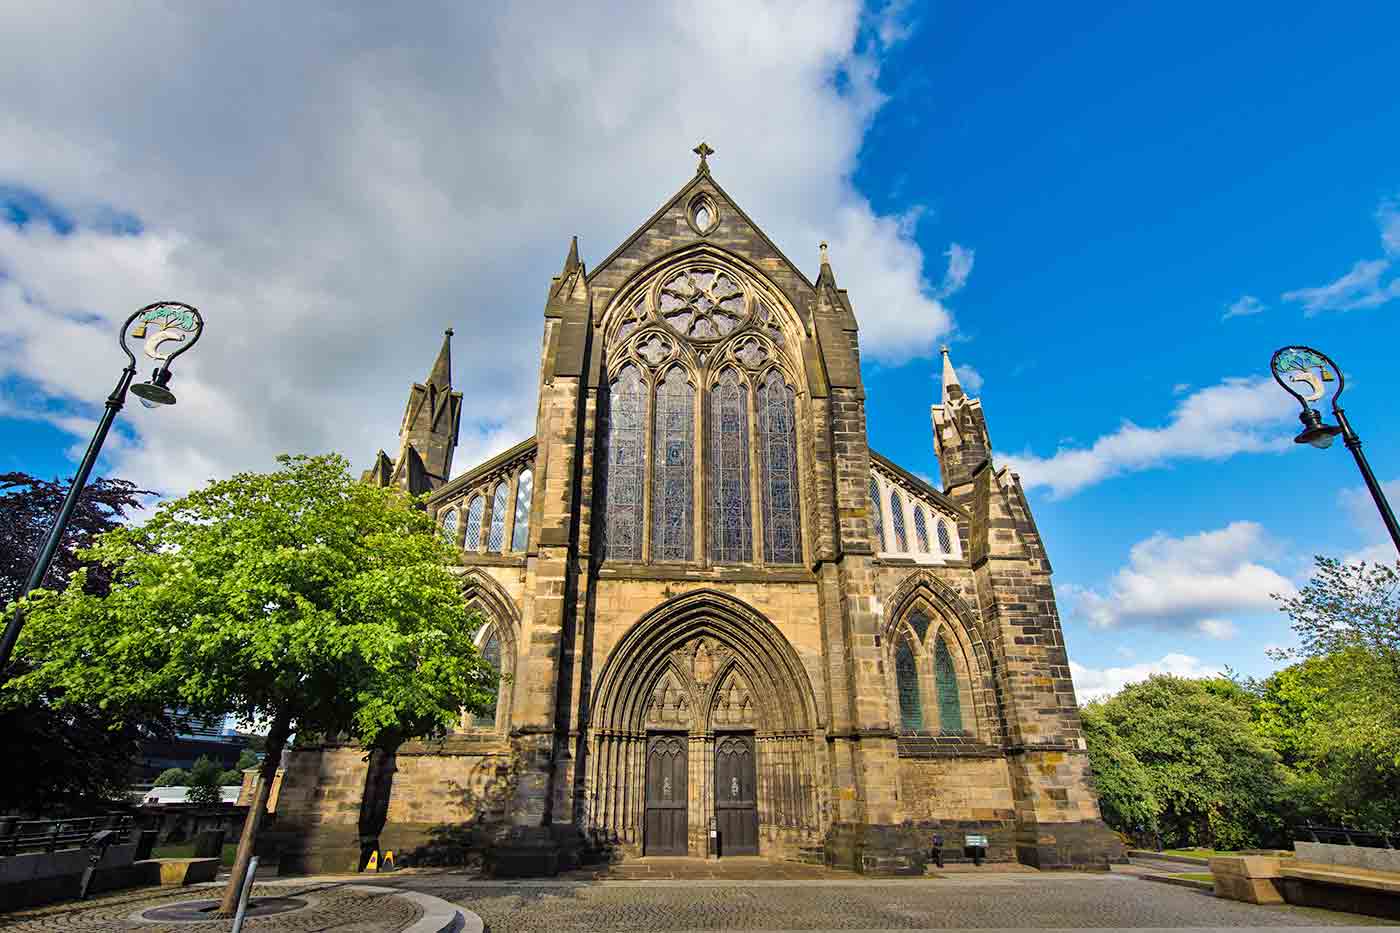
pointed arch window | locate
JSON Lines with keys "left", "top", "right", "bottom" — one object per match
{"left": 486, "top": 481, "right": 509, "bottom": 552}
{"left": 471, "top": 627, "right": 502, "bottom": 728}
{"left": 913, "top": 506, "right": 930, "bottom": 553}
{"left": 868, "top": 476, "right": 885, "bottom": 551}
{"left": 511, "top": 469, "right": 533, "bottom": 552}
{"left": 463, "top": 495, "right": 484, "bottom": 551}
{"left": 937, "top": 519, "right": 953, "bottom": 555}
{"left": 889, "top": 489, "right": 908, "bottom": 551}
{"left": 652, "top": 367, "right": 695, "bottom": 561}
{"left": 934, "top": 635, "right": 964, "bottom": 733}
{"left": 757, "top": 370, "right": 801, "bottom": 564}
{"left": 603, "top": 365, "right": 646, "bottom": 561}
{"left": 440, "top": 508, "right": 458, "bottom": 545}
{"left": 708, "top": 368, "right": 751, "bottom": 562}
{"left": 895, "top": 637, "right": 923, "bottom": 732}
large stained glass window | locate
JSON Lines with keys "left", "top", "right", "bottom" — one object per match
{"left": 651, "top": 367, "right": 694, "bottom": 561}
{"left": 708, "top": 369, "right": 752, "bottom": 562}
{"left": 868, "top": 476, "right": 885, "bottom": 551}
{"left": 603, "top": 365, "right": 646, "bottom": 561}
{"left": 471, "top": 627, "right": 502, "bottom": 728}
{"left": 757, "top": 370, "right": 801, "bottom": 564}
{"left": 486, "top": 481, "right": 509, "bottom": 552}
{"left": 896, "top": 637, "right": 923, "bottom": 731}
{"left": 934, "top": 635, "right": 964, "bottom": 733}
{"left": 463, "top": 495, "right": 484, "bottom": 551}
{"left": 511, "top": 469, "right": 533, "bottom": 552}
{"left": 889, "top": 489, "right": 908, "bottom": 551}
{"left": 913, "top": 506, "right": 930, "bottom": 553}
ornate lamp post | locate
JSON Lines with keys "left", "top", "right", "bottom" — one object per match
{"left": 0, "top": 302, "right": 204, "bottom": 676}
{"left": 1271, "top": 345, "right": 1400, "bottom": 554}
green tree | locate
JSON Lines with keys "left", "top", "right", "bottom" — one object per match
{"left": 3, "top": 454, "right": 494, "bottom": 915}
{"left": 235, "top": 748, "right": 260, "bottom": 771}
{"left": 1086, "top": 675, "right": 1282, "bottom": 850}
{"left": 186, "top": 756, "right": 225, "bottom": 806}
{"left": 153, "top": 767, "right": 190, "bottom": 787}
{"left": 1, "top": 472, "right": 164, "bottom": 814}
{"left": 1276, "top": 556, "right": 1400, "bottom": 700}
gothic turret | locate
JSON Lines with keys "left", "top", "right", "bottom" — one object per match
{"left": 930, "top": 345, "right": 991, "bottom": 492}
{"left": 366, "top": 329, "right": 462, "bottom": 495}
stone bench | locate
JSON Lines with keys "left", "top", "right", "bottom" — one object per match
{"left": 1211, "top": 856, "right": 1400, "bottom": 920}
{"left": 135, "top": 857, "right": 221, "bottom": 886}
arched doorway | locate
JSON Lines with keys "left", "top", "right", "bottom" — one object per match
{"left": 586, "top": 589, "right": 822, "bottom": 858}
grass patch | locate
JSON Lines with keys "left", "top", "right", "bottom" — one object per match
{"left": 152, "top": 842, "right": 239, "bottom": 867}
{"left": 1162, "top": 848, "right": 1234, "bottom": 859}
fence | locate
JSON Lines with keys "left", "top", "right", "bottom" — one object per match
{"left": 0, "top": 815, "right": 135, "bottom": 857}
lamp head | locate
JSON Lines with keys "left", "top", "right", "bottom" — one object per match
{"left": 130, "top": 368, "right": 177, "bottom": 408}
{"left": 1295, "top": 406, "right": 1343, "bottom": 449}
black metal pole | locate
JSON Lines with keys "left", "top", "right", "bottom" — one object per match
{"left": 1336, "top": 407, "right": 1400, "bottom": 556}
{"left": 0, "top": 364, "right": 137, "bottom": 677}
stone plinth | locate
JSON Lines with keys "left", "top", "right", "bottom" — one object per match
{"left": 137, "top": 857, "right": 221, "bottom": 886}
{"left": 1209, "top": 855, "right": 1284, "bottom": 905}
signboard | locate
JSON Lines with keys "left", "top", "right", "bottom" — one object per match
{"left": 964, "top": 833, "right": 989, "bottom": 848}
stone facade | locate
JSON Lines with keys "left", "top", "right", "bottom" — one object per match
{"left": 269, "top": 147, "right": 1123, "bottom": 876}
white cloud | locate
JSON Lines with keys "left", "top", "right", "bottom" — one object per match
{"left": 1070, "top": 652, "right": 1220, "bottom": 702}
{"left": 1282, "top": 198, "right": 1400, "bottom": 315}
{"left": 0, "top": 1, "right": 957, "bottom": 496}
{"left": 936, "top": 243, "right": 974, "bottom": 299}
{"left": 1004, "top": 377, "right": 1296, "bottom": 497}
{"left": 1223, "top": 294, "right": 1266, "bottom": 319}
{"left": 1337, "top": 477, "right": 1400, "bottom": 566}
{"left": 1061, "top": 521, "right": 1294, "bottom": 637}
{"left": 953, "top": 364, "right": 983, "bottom": 394}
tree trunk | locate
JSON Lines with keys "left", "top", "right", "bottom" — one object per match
{"left": 356, "top": 733, "right": 401, "bottom": 870}
{"left": 215, "top": 711, "right": 291, "bottom": 917}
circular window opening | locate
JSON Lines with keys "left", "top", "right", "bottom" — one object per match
{"left": 688, "top": 194, "right": 719, "bottom": 235}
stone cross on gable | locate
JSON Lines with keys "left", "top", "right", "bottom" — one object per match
{"left": 693, "top": 141, "right": 715, "bottom": 173}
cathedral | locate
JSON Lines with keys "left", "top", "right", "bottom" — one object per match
{"left": 270, "top": 146, "right": 1123, "bottom": 876}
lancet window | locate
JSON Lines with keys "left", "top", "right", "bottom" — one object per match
{"left": 895, "top": 637, "right": 923, "bottom": 731}
{"left": 889, "top": 490, "right": 908, "bottom": 551}
{"left": 868, "top": 477, "right": 885, "bottom": 551}
{"left": 913, "top": 506, "right": 929, "bottom": 553}
{"left": 471, "top": 626, "right": 502, "bottom": 728}
{"left": 463, "top": 495, "right": 484, "bottom": 550}
{"left": 440, "top": 508, "right": 458, "bottom": 544}
{"left": 511, "top": 469, "right": 532, "bottom": 552}
{"left": 708, "top": 369, "right": 752, "bottom": 562}
{"left": 599, "top": 259, "right": 806, "bottom": 567}
{"left": 937, "top": 519, "right": 953, "bottom": 554}
{"left": 486, "top": 481, "right": 508, "bottom": 552}
{"left": 891, "top": 606, "right": 974, "bottom": 738}
{"left": 934, "top": 635, "right": 964, "bottom": 733}
{"left": 652, "top": 368, "right": 695, "bottom": 562}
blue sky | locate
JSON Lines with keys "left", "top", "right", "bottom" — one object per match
{"left": 3, "top": 2, "right": 1397, "bottom": 698}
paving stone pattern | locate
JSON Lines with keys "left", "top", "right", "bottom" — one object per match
{"left": 407, "top": 877, "right": 1392, "bottom": 931}
{"left": 0, "top": 883, "right": 420, "bottom": 932}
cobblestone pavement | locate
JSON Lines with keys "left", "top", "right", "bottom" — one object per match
{"left": 0, "top": 882, "right": 421, "bottom": 932}
{"left": 386, "top": 873, "right": 1396, "bottom": 931}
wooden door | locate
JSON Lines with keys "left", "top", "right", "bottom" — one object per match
{"left": 644, "top": 734, "right": 688, "bottom": 855}
{"left": 714, "top": 733, "right": 758, "bottom": 855}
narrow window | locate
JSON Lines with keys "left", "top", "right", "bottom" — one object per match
{"left": 757, "top": 370, "right": 802, "bottom": 564}
{"left": 652, "top": 367, "right": 694, "bottom": 561}
{"left": 913, "top": 506, "right": 930, "bottom": 553}
{"left": 603, "top": 365, "right": 646, "bottom": 561}
{"left": 440, "top": 508, "right": 458, "bottom": 545}
{"left": 889, "top": 489, "right": 908, "bottom": 551}
{"left": 511, "top": 469, "right": 533, "bottom": 552}
{"left": 868, "top": 476, "right": 885, "bottom": 551}
{"left": 707, "top": 368, "right": 752, "bottom": 562}
{"left": 896, "top": 637, "right": 923, "bottom": 731}
{"left": 935, "top": 636, "right": 964, "bottom": 733}
{"left": 486, "top": 481, "right": 509, "bottom": 552}
{"left": 937, "top": 519, "right": 953, "bottom": 554}
{"left": 463, "top": 495, "right": 484, "bottom": 550}
{"left": 472, "top": 627, "right": 502, "bottom": 728}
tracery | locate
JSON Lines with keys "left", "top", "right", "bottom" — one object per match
{"left": 708, "top": 368, "right": 752, "bottom": 562}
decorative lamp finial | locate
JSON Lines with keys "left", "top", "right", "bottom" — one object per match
{"left": 819, "top": 241, "right": 830, "bottom": 265}
{"left": 693, "top": 141, "right": 715, "bottom": 174}
{"left": 445, "top": 327, "right": 454, "bottom": 338}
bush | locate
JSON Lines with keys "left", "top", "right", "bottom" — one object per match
{"left": 153, "top": 767, "right": 190, "bottom": 787}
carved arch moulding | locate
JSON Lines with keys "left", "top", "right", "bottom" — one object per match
{"left": 590, "top": 588, "right": 821, "bottom": 736}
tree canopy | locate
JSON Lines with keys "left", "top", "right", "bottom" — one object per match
{"left": 3, "top": 453, "right": 494, "bottom": 913}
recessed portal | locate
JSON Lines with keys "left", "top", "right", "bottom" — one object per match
{"left": 715, "top": 732, "right": 758, "bottom": 855}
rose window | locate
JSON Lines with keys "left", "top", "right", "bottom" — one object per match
{"left": 658, "top": 269, "right": 748, "bottom": 341}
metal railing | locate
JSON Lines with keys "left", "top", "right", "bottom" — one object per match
{"left": 1296, "top": 824, "right": 1399, "bottom": 850}
{"left": 0, "top": 815, "right": 134, "bottom": 857}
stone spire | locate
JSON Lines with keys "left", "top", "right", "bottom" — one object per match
{"left": 940, "top": 345, "right": 963, "bottom": 404}
{"left": 428, "top": 328, "right": 453, "bottom": 390}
